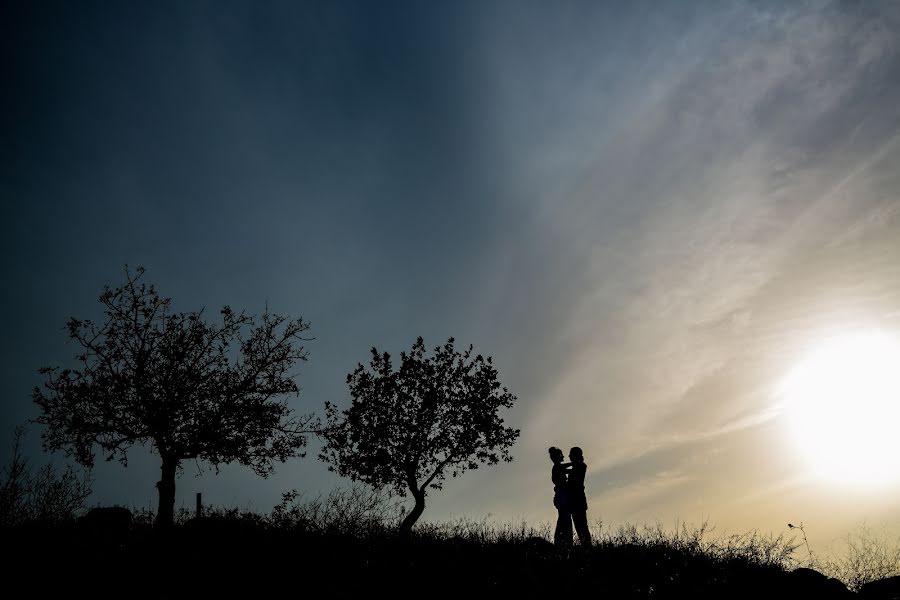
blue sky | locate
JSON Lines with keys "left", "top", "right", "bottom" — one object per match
{"left": 3, "top": 0, "right": 900, "bottom": 549}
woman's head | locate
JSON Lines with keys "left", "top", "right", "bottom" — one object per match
{"left": 568, "top": 446, "right": 584, "bottom": 462}
{"left": 548, "top": 447, "right": 564, "bottom": 463}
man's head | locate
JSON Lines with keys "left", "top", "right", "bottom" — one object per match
{"left": 568, "top": 447, "right": 584, "bottom": 462}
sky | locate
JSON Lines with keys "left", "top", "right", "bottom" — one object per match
{"left": 3, "top": 0, "right": 900, "bottom": 552}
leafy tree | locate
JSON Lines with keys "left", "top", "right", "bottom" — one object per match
{"left": 33, "top": 266, "right": 315, "bottom": 527}
{"left": 320, "top": 337, "right": 519, "bottom": 532}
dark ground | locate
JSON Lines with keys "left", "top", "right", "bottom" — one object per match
{"left": 6, "top": 513, "right": 884, "bottom": 599}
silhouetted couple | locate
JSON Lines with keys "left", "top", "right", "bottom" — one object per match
{"left": 549, "top": 446, "right": 591, "bottom": 547}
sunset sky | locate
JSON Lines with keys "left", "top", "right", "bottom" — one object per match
{"left": 3, "top": 1, "right": 900, "bottom": 551}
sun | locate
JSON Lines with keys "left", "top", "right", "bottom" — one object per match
{"left": 780, "top": 330, "right": 900, "bottom": 487}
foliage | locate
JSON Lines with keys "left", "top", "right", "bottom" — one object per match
{"left": 0, "top": 425, "right": 92, "bottom": 527}
{"left": 320, "top": 336, "right": 519, "bottom": 531}
{"left": 32, "top": 265, "right": 315, "bottom": 525}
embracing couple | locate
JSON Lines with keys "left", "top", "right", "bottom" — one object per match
{"left": 548, "top": 446, "right": 592, "bottom": 547}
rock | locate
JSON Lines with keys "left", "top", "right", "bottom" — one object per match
{"left": 785, "top": 567, "right": 853, "bottom": 599}
{"left": 860, "top": 575, "right": 900, "bottom": 599}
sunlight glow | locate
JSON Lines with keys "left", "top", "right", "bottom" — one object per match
{"left": 781, "top": 330, "right": 900, "bottom": 487}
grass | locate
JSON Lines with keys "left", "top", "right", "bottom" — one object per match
{"left": 2, "top": 487, "right": 897, "bottom": 598}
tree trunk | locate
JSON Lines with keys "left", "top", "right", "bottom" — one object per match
{"left": 399, "top": 489, "right": 426, "bottom": 534}
{"left": 155, "top": 457, "right": 178, "bottom": 528}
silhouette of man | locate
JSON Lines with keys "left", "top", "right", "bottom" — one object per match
{"left": 548, "top": 446, "right": 573, "bottom": 546}
{"left": 567, "top": 447, "right": 592, "bottom": 547}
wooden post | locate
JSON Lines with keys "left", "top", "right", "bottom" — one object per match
{"left": 196, "top": 492, "right": 202, "bottom": 519}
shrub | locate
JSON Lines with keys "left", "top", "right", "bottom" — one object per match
{"left": 270, "top": 483, "right": 404, "bottom": 537}
{"left": 0, "top": 425, "right": 92, "bottom": 526}
{"left": 815, "top": 523, "right": 900, "bottom": 591}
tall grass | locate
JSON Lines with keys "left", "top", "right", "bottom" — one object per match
{"left": 121, "top": 488, "right": 896, "bottom": 587}
{"left": 599, "top": 520, "right": 797, "bottom": 570}
{"left": 6, "top": 477, "right": 898, "bottom": 594}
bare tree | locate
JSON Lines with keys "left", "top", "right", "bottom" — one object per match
{"left": 0, "top": 425, "right": 92, "bottom": 527}
{"left": 320, "top": 337, "right": 519, "bottom": 533}
{"left": 33, "top": 266, "right": 315, "bottom": 527}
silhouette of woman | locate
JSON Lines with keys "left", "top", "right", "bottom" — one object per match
{"left": 567, "top": 447, "right": 592, "bottom": 547}
{"left": 548, "top": 446, "right": 573, "bottom": 546}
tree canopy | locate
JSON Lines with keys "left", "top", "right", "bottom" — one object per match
{"left": 320, "top": 337, "right": 519, "bottom": 532}
{"left": 33, "top": 266, "right": 315, "bottom": 526}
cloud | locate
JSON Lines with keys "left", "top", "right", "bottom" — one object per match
{"left": 488, "top": 0, "right": 900, "bottom": 518}
{"left": 4, "top": 0, "right": 900, "bottom": 535}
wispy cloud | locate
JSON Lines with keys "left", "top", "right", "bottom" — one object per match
{"left": 5, "top": 0, "right": 900, "bottom": 539}
{"left": 481, "top": 1, "right": 900, "bottom": 524}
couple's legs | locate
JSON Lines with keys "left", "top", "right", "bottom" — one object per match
{"left": 554, "top": 508, "right": 573, "bottom": 546}
{"left": 555, "top": 510, "right": 591, "bottom": 546}
{"left": 572, "top": 510, "right": 592, "bottom": 547}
